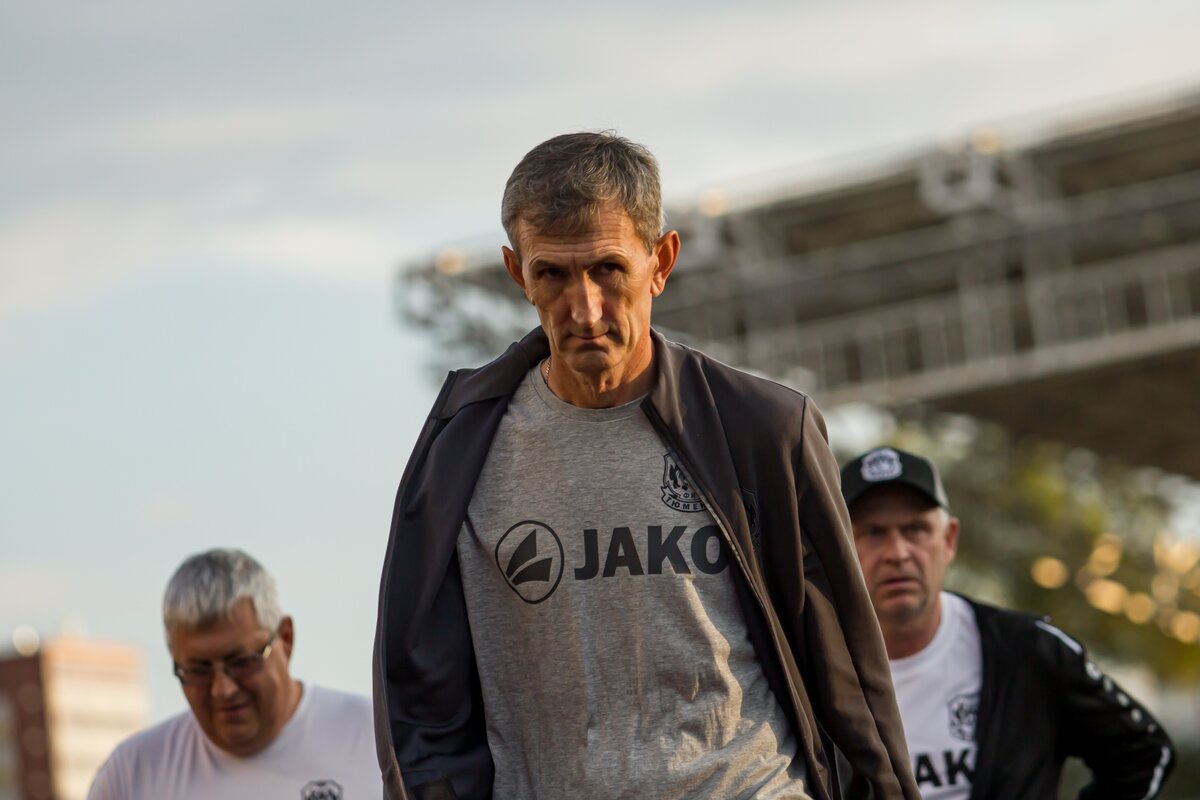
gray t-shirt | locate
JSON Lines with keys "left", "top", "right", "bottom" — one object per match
{"left": 456, "top": 366, "right": 809, "bottom": 800}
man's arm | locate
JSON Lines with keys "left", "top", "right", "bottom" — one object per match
{"left": 373, "top": 553, "right": 491, "bottom": 800}
{"left": 1035, "top": 620, "right": 1175, "bottom": 799}
{"left": 373, "top": 391, "right": 502, "bottom": 800}
{"left": 791, "top": 398, "right": 921, "bottom": 799}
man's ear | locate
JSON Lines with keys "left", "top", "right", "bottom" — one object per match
{"left": 944, "top": 516, "right": 961, "bottom": 564}
{"left": 278, "top": 616, "right": 295, "bottom": 659}
{"left": 502, "top": 246, "right": 528, "bottom": 298}
{"left": 649, "top": 230, "right": 681, "bottom": 297}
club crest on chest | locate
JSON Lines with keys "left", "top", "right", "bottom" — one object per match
{"left": 948, "top": 692, "right": 979, "bottom": 742}
{"left": 661, "top": 453, "right": 703, "bottom": 513}
{"left": 301, "top": 780, "right": 344, "bottom": 800}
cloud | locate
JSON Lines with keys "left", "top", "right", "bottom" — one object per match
{"left": 135, "top": 495, "right": 197, "bottom": 529}
{"left": 0, "top": 565, "right": 94, "bottom": 632}
{"left": 0, "top": 199, "right": 188, "bottom": 320}
{"left": 3, "top": 1, "right": 243, "bottom": 43}
{"left": 32, "top": 103, "right": 349, "bottom": 165}
{"left": 0, "top": 196, "right": 408, "bottom": 324}
{"left": 5, "top": 0, "right": 1200, "bottom": 325}
{"left": 208, "top": 217, "right": 407, "bottom": 281}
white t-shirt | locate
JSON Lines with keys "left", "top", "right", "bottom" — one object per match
{"left": 888, "top": 592, "right": 982, "bottom": 800}
{"left": 87, "top": 684, "right": 381, "bottom": 800}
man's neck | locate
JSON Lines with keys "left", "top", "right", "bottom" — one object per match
{"left": 882, "top": 597, "right": 944, "bottom": 660}
{"left": 272, "top": 677, "right": 305, "bottom": 738}
{"left": 546, "top": 349, "right": 655, "bottom": 408}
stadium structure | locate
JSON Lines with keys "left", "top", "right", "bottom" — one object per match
{"left": 397, "top": 89, "right": 1200, "bottom": 479}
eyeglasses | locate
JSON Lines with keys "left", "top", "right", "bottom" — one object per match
{"left": 173, "top": 632, "right": 276, "bottom": 687}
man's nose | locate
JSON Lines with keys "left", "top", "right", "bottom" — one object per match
{"left": 880, "top": 530, "right": 910, "bottom": 562}
{"left": 209, "top": 666, "right": 240, "bottom": 699}
{"left": 567, "top": 274, "right": 603, "bottom": 328}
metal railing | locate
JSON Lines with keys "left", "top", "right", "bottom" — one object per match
{"left": 738, "top": 241, "right": 1200, "bottom": 403}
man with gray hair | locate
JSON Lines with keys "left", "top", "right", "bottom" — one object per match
{"left": 89, "top": 548, "right": 381, "bottom": 799}
{"left": 374, "top": 133, "right": 919, "bottom": 800}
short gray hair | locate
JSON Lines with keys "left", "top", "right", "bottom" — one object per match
{"left": 163, "top": 548, "right": 284, "bottom": 632}
{"left": 501, "top": 131, "right": 664, "bottom": 258}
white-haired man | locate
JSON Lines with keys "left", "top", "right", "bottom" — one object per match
{"left": 89, "top": 548, "right": 381, "bottom": 799}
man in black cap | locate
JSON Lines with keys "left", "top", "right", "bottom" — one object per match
{"left": 841, "top": 446, "right": 1175, "bottom": 800}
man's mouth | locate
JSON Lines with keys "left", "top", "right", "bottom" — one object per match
{"left": 879, "top": 577, "right": 918, "bottom": 590}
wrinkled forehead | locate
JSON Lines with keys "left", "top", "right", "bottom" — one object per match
{"left": 513, "top": 207, "right": 648, "bottom": 262}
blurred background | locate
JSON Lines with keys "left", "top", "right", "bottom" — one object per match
{"left": 3, "top": 1, "right": 1199, "bottom": 797}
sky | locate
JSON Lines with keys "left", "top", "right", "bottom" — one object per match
{"left": 4, "top": 0, "right": 1200, "bottom": 723}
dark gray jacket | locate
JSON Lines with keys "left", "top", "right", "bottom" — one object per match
{"left": 373, "top": 328, "right": 920, "bottom": 800}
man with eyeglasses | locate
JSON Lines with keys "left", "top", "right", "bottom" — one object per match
{"left": 88, "top": 548, "right": 382, "bottom": 799}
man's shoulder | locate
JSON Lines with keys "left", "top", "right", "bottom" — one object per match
{"left": 434, "top": 329, "right": 547, "bottom": 418}
{"left": 954, "top": 592, "right": 1036, "bottom": 626}
{"left": 953, "top": 592, "right": 1081, "bottom": 657}
{"left": 663, "top": 336, "right": 811, "bottom": 417}
{"left": 102, "top": 709, "right": 198, "bottom": 768}
{"left": 304, "top": 684, "right": 372, "bottom": 713}
{"left": 284, "top": 685, "right": 380, "bottom": 784}
{"left": 88, "top": 712, "right": 197, "bottom": 798}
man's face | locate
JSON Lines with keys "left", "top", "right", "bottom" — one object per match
{"left": 850, "top": 484, "right": 959, "bottom": 629}
{"left": 168, "top": 598, "right": 296, "bottom": 757}
{"left": 502, "top": 203, "right": 679, "bottom": 386}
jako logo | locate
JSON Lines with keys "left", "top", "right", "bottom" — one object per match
{"left": 495, "top": 520, "right": 564, "bottom": 604}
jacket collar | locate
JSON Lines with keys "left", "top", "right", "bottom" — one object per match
{"left": 436, "top": 328, "right": 548, "bottom": 418}
{"left": 438, "top": 326, "right": 688, "bottom": 419}
{"left": 433, "top": 325, "right": 741, "bottom": 539}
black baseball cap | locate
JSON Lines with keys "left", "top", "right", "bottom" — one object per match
{"left": 840, "top": 447, "right": 950, "bottom": 512}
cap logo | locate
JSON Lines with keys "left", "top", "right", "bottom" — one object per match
{"left": 861, "top": 448, "right": 903, "bottom": 482}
